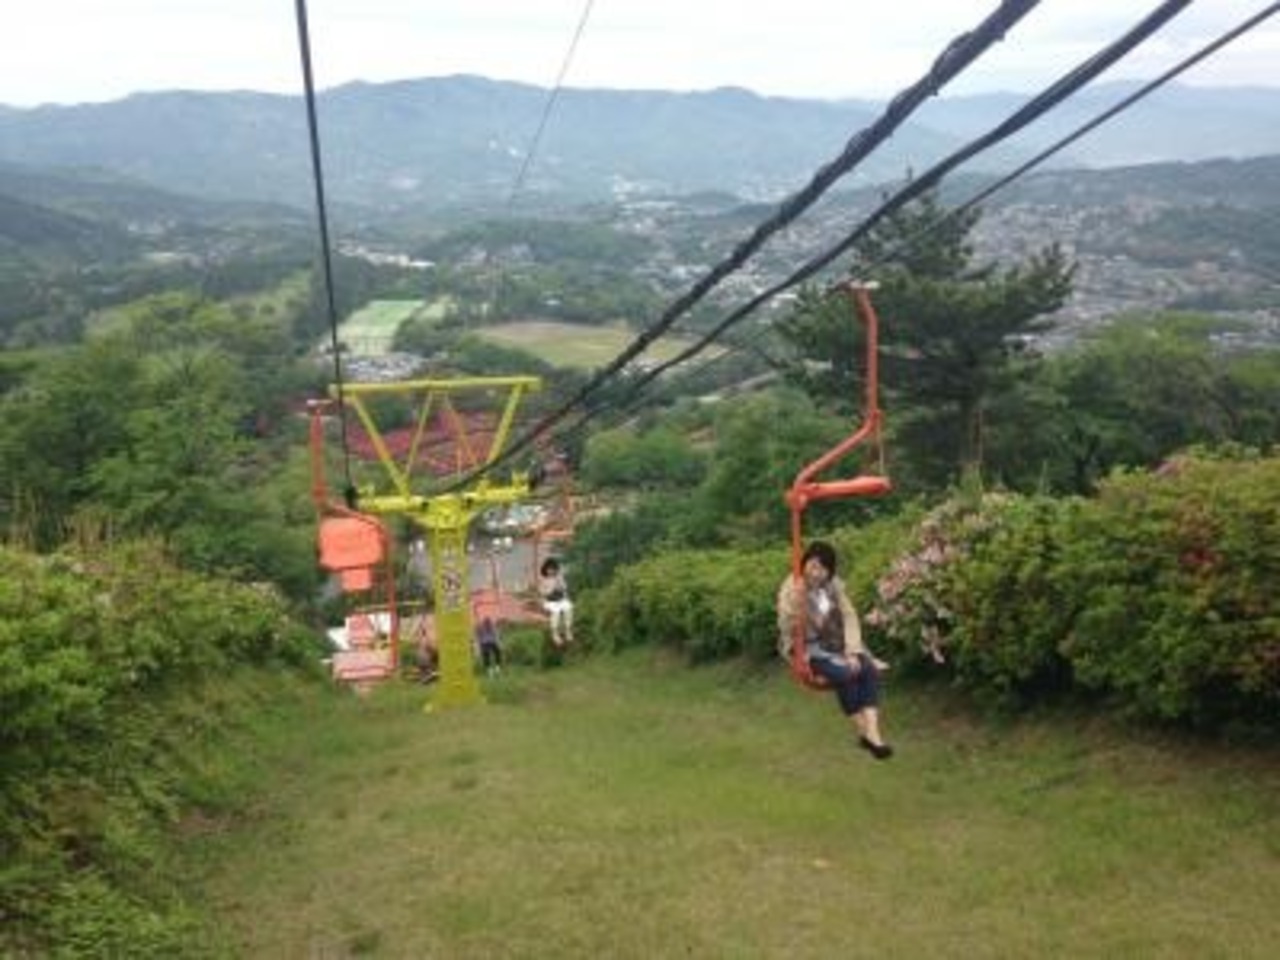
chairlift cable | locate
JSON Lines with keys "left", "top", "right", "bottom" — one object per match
{"left": 568, "top": 0, "right": 1197, "bottom": 418}
{"left": 700, "top": 0, "right": 1280, "bottom": 397}
{"left": 482, "top": 0, "right": 597, "bottom": 323}
{"left": 538, "top": 0, "right": 1271, "bottom": 455}
{"left": 440, "top": 0, "right": 1046, "bottom": 492}
{"left": 918, "top": 1, "right": 1280, "bottom": 245}
{"left": 294, "top": 0, "right": 355, "bottom": 498}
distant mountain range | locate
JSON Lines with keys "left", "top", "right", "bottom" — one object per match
{"left": 0, "top": 76, "right": 1277, "bottom": 215}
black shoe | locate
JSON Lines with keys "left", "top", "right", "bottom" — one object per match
{"left": 859, "top": 736, "right": 894, "bottom": 760}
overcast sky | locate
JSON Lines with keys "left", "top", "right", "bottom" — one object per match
{"left": 5, "top": 1, "right": 1278, "bottom": 108}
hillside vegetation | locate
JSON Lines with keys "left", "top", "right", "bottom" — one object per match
{"left": 581, "top": 454, "right": 1280, "bottom": 732}
{"left": 0, "top": 540, "right": 323, "bottom": 956}
{"left": 4, "top": 449, "right": 1276, "bottom": 954}
{"left": 1, "top": 176, "right": 1277, "bottom": 954}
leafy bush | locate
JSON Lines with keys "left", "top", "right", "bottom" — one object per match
{"left": 1060, "top": 455, "right": 1280, "bottom": 727}
{"left": 940, "top": 496, "right": 1079, "bottom": 703}
{"left": 581, "top": 546, "right": 782, "bottom": 663}
{"left": 42, "top": 872, "right": 211, "bottom": 959}
{"left": 867, "top": 496, "right": 997, "bottom": 670}
{"left": 865, "top": 454, "right": 1279, "bottom": 727}
{"left": 864, "top": 495, "right": 1054, "bottom": 696}
{"left": 499, "top": 624, "right": 571, "bottom": 669}
{"left": 581, "top": 424, "right": 706, "bottom": 490}
{"left": 578, "top": 512, "right": 916, "bottom": 666}
{"left": 568, "top": 493, "right": 691, "bottom": 592}
{"left": 0, "top": 539, "right": 324, "bottom": 955}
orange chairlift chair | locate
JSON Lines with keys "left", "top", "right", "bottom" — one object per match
{"left": 529, "top": 454, "right": 575, "bottom": 594}
{"left": 784, "top": 282, "right": 892, "bottom": 690}
{"left": 309, "top": 400, "right": 400, "bottom": 685}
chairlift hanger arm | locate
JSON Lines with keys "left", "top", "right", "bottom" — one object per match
{"left": 787, "top": 282, "right": 888, "bottom": 508}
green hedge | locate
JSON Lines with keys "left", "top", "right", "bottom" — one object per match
{"left": 581, "top": 546, "right": 781, "bottom": 663}
{"left": 578, "top": 512, "right": 919, "bottom": 664}
{"left": 1061, "top": 456, "right": 1280, "bottom": 727}
{"left": 869, "top": 494, "right": 1081, "bottom": 697}
{"left": 0, "top": 540, "right": 323, "bottom": 956}
{"left": 583, "top": 454, "right": 1279, "bottom": 733}
{"left": 866, "top": 455, "right": 1280, "bottom": 729}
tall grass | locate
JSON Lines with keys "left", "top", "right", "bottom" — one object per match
{"left": 183, "top": 652, "right": 1280, "bottom": 958}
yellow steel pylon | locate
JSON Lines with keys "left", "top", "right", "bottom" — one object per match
{"left": 323, "top": 375, "right": 542, "bottom": 708}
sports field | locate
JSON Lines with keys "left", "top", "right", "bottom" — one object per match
{"left": 477, "top": 320, "right": 722, "bottom": 370}
{"left": 336, "top": 300, "right": 428, "bottom": 356}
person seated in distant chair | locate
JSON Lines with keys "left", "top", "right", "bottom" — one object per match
{"left": 539, "top": 557, "right": 574, "bottom": 648}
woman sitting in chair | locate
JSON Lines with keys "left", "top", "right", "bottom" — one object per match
{"left": 777, "top": 540, "right": 893, "bottom": 759}
{"left": 539, "top": 557, "right": 574, "bottom": 648}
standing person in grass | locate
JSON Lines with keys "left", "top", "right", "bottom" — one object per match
{"left": 475, "top": 616, "right": 503, "bottom": 676}
{"left": 777, "top": 540, "right": 894, "bottom": 759}
{"left": 539, "top": 557, "right": 574, "bottom": 648}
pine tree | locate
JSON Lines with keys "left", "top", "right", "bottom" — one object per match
{"left": 777, "top": 189, "right": 1074, "bottom": 490}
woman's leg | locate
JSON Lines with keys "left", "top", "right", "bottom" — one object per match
{"left": 858, "top": 707, "right": 885, "bottom": 746}
{"left": 848, "top": 654, "right": 891, "bottom": 756}
{"left": 808, "top": 657, "right": 861, "bottom": 716}
{"left": 561, "top": 601, "right": 574, "bottom": 643}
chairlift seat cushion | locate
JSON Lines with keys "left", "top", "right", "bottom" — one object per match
{"left": 319, "top": 516, "right": 385, "bottom": 570}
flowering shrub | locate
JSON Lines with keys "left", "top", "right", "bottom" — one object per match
{"left": 866, "top": 495, "right": 1010, "bottom": 670}
{"left": 583, "top": 451, "right": 1278, "bottom": 731}
{"left": 941, "top": 496, "right": 1080, "bottom": 702}
{"left": 867, "top": 452, "right": 1279, "bottom": 726}
{"left": 1060, "top": 455, "right": 1280, "bottom": 727}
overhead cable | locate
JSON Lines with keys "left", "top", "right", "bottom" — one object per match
{"left": 913, "top": 1, "right": 1280, "bottom": 245}
{"left": 600, "top": 0, "right": 1195, "bottom": 407}
{"left": 483, "top": 0, "right": 597, "bottom": 319}
{"left": 294, "top": 0, "right": 354, "bottom": 497}
{"left": 446, "top": 0, "right": 1044, "bottom": 488}
{"left": 682, "top": 0, "right": 1280, "bottom": 404}
{"left": 546, "top": 0, "right": 1269, "bottom": 455}
{"left": 508, "top": 0, "right": 596, "bottom": 205}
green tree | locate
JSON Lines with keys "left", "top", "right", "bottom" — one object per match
{"left": 689, "top": 388, "right": 863, "bottom": 544}
{"left": 989, "top": 313, "right": 1280, "bottom": 492}
{"left": 91, "top": 347, "right": 248, "bottom": 536}
{"left": 0, "top": 292, "right": 319, "bottom": 592}
{"left": 0, "top": 338, "right": 144, "bottom": 544}
{"left": 581, "top": 425, "right": 706, "bottom": 490}
{"left": 777, "top": 190, "right": 1074, "bottom": 490}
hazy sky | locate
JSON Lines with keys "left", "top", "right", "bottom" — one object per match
{"left": 5, "top": 1, "right": 1279, "bottom": 108}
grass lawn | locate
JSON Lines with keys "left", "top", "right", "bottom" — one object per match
{"left": 476, "top": 320, "right": 722, "bottom": 371}
{"left": 183, "top": 651, "right": 1280, "bottom": 958}
{"left": 338, "top": 300, "right": 430, "bottom": 356}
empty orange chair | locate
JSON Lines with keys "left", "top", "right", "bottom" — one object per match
{"left": 318, "top": 515, "right": 385, "bottom": 572}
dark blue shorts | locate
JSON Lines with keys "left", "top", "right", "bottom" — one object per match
{"left": 809, "top": 652, "right": 880, "bottom": 715}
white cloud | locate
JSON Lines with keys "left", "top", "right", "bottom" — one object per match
{"left": 3, "top": 0, "right": 1278, "bottom": 107}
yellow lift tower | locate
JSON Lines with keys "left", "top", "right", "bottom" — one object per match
{"left": 311, "top": 374, "right": 542, "bottom": 708}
